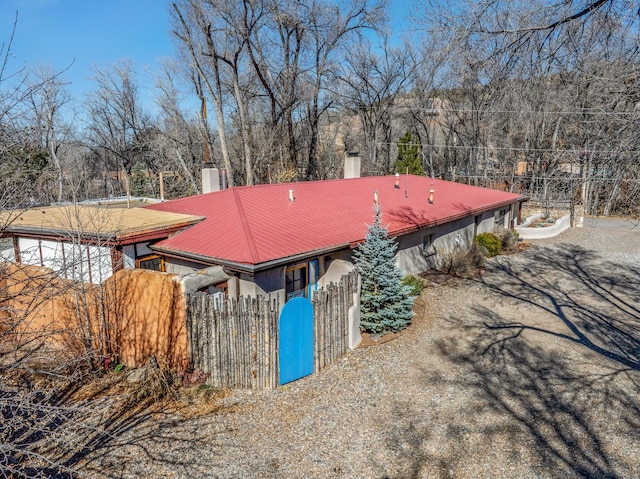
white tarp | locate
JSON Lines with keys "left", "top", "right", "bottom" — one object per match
{"left": 40, "top": 239, "right": 65, "bottom": 271}
{"left": 62, "top": 242, "right": 112, "bottom": 283}
{"left": 87, "top": 245, "right": 113, "bottom": 283}
{"left": 18, "top": 238, "right": 41, "bottom": 266}
{"left": 16, "top": 237, "right": 113, "bottom": 283}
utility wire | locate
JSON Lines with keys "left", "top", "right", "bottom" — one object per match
{"left": 387, "top": 141, "right": 640, "bottom": 155}
{"left": 399, "top": 107, "right": 640, "bottom": 116}
{"left": 454, "top": 175, "right": 640, "bottom": 182}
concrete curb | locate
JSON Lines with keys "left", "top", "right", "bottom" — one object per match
{"left": 516, "top": 214, "right": 571, "bottom": 239}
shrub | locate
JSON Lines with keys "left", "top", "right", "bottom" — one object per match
{"left": 125, "top": 356, "right": 178, "bottom": 407}
{"left": 468, "top": 241, "right": 488, "bottom": 270}
{"left": 402, "top": 275, "right": 424, "bottom": 296}
{"left": 494, "top": 227, "right": 518, "bottom": 252}
{"left": 439, "top": 242, "right": 486, "bottom": 277}
{"left": 474, "top": 232, "right": 502, "bottom": 257}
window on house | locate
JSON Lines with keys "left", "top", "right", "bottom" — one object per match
{"left": 494, "top": 209, "right": 507, "bottom": 228}
{"left": 423, "top": 233, "right": 436, "bottom": 256}
{"left": 136, "top": 255, "right": 165, "bottom": 272}
{"left": 285, "top": 263, "right": 308, "bottom": 300}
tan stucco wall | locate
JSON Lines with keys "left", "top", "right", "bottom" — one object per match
{"left": 0, "top": 263, "right": 187, "bottom": 369}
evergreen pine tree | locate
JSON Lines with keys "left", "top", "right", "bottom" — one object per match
{"left": 395, "top": 131, "right": 424, "bottom": 175}
{"left": 354, "top": 206, "right": 414, "bottom": 333}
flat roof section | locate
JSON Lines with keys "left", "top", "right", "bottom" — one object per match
{"left": 0, "top": 205, "right": 204, "bottom": 243}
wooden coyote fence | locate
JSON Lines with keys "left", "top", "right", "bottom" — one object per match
{"left": 186, "top": 271, "right": 359, "bottom": 389}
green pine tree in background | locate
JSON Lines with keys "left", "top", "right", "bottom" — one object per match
{"left": 130, "top": 161, "right": 151, "bottom": 197}
{"left": 395, "top": 131, "right": 424, "bottom": 175}
{"left": 354, "top": 207, "right": 414, "bottom": 334}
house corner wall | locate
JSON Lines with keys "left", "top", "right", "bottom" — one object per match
{"left": 348, "top": 275, "right": 362, "bottom": 349}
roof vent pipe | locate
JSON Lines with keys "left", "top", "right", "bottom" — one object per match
{"left": 429, "top": 183, "right": 435, "bottom": 204}
{"left": 289, "top": 189, "right": 295, "bottom": 202}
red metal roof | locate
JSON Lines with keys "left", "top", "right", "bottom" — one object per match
{"left": 146, "top": 176, "right": 526, "bottom": 269}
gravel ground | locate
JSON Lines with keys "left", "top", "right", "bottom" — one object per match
{"left": 74, "top": 223, "right": 640, "bottom": 478}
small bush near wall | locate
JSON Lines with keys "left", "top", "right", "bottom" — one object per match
{"left": 474, "top": 233, "right": 502, "bottom": 258}
{"left": 439, "top": 242, "right": 486, "bottom": 277}
{"left": 494, "top": 227, "right": 519, "bottom": 253}
{"left": 402, "top": 275, "right": 424, "bottom": 296}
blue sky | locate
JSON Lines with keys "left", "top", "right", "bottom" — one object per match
{"left": 1, "top": 0, "right": 175, "bottom": 106}
{"left": 1, "top": 0, "right": 411, "bottom": 112}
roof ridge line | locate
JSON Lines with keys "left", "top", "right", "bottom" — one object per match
{"left": 230, "top": 188, "right": 260, "bottom": 264}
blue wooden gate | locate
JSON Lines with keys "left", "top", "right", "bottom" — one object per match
{"left": 279, "top": 297, "right": 314, "bottom": 385}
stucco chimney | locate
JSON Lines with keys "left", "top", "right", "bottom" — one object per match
{"left": 202, "top": 167, "right": 221, "bottom": 194}
{"left": 344, "top": 152, "right": 361, "bottom": 179}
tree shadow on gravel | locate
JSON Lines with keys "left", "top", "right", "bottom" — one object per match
{"left": 6, "top": 381, "right": 239, "bottom": 478}
{"left": 385, "top": 243, "right": 640, "bottom": 478}
{"left": 59, "top": 394, "right": 239, "bottom": 478}
{"left": 479, "top": 243, "right": 640, "bottom": 370}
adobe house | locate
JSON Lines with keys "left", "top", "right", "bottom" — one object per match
{"left": 1, "top": 158, "right": 527, "bottom": 301}
{"left": 145, "top": 156, "right": 528, "bottom": 305}
{"left": 0, "top": 204, "right": 203, "bottom": 283}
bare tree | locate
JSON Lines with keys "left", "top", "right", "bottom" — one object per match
{"left": 0, "top": 15, "right": 59, "bottom": 208}
{"left": 27, "top": 66, "right": 73, "bottom": 203}
{"left": 172, "top": 0, "right": 384, "bottom": 184}
{"left": 410, "top": 0, "right": 640, "bottom": 216}
{"left": 1, "top": 17, "right": 84, "bottom": 477}
{"left": 303, "top": 0, "right": 384, "bottom": 179}
{"left": 85, "top": 61, "right": 151, "bottom": 196}
{"left": 155, "top": 62, "right": 202, "bottom": 196}
{"left": 335, "top": 37, "right": 412, "bottom": 175}
{"left": 172, "top": 1, "right": 236, "bottom": 186}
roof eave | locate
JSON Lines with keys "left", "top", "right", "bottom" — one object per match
{"left": 2, "top": 219, "right": 203, "bottom": 246}
{"left": 152, "top": 243, "right": 353, "bottom": 274}
{"left": 387, "top": 195, "right": 529, "bottom": 238}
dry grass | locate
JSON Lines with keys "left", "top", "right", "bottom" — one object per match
{"left": 163, "top": 385, "right": 236, "bottom": 418}
{"left": 65, "top": 365, "right": 236, "bottom": 420}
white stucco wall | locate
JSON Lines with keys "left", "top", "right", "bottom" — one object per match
{"left": 516, "top": 214, "right": 571, "bottom": 240}
{"left": 165, "top": 257, "right": 202, "bottom": 275}
{"left": 475, "top": 211, "right": 497, "bottom": 234}
{"left": 395, "top": 206, "right": 517, "bottom": 275}
{"left": 395, "top": 217, "right": 474, "bottom": 275}
{"left": 318, "top": 258, "right": 355, "bottom": 288}
{"left": 17, "top": 236, "right": 113, "bottom": 283}
{"left": 18, "top": 237, "right": 41, "bottom": 266}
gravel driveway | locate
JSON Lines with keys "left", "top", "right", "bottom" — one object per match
{"left": 76, "top": 224, "right": 640, "bottom": 478}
